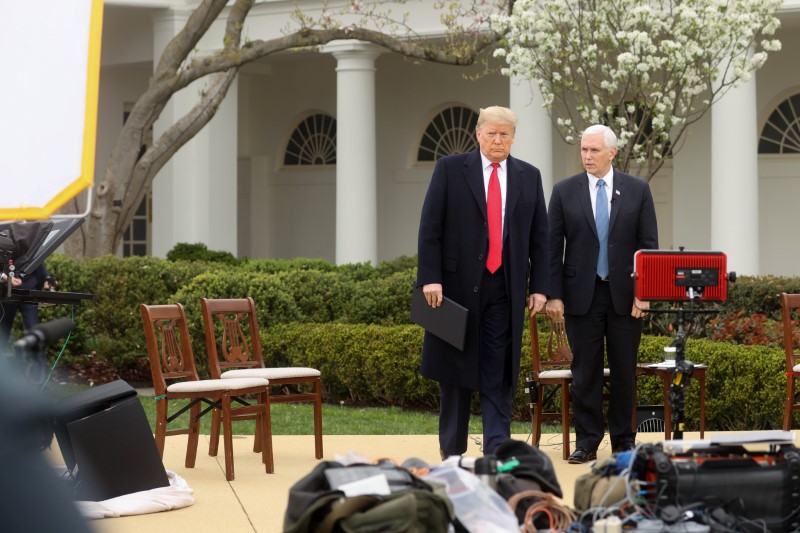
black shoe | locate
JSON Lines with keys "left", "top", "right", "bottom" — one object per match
{"left": 612, "top": 441, "right": 635, "bottom": 453}
{"left": 567, "top": 448, "right": 597, "bottom": 464}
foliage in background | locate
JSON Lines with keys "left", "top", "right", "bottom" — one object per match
{"left": 493, "top": 0, "right": 782, "bottom": 180}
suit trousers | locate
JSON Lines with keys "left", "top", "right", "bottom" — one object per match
{"left": 565, "top": 279, "right": 641, "bottom": 451}
{"left": 439, "top": 267, "right": 512, "bottom": 456}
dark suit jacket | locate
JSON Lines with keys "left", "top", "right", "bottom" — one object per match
{"left": 417, "top": 149, "right": 549, "bottom": 390}
{"left": 548, "top": 170, "right": 658, "bottom": 315}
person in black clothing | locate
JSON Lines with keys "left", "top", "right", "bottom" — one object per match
{"left": 0, "top": 264, "right": 55, "bottom": 349}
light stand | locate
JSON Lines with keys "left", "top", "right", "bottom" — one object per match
{"left": 650, "top": 303, "right": 717, "bottom": 439}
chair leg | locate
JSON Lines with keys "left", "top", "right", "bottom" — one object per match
{"left": 209, "top": 408, "right": 221, "bottom": 457}
{"left": 313, "top": 379, "right": 323, "bottom": 459}
{"left": 221, "top": 393, "right": 235, "bottom": 481}
{"left": 561, "top": 382, "right": 571, "bottom": 461}
{"left": 785, "top": 376, "right": 796, "bottom": 431}
{"left": 253, "top": 403, "right": 262, "bottom": 454}
{"left": 532, "top": 391, "right": 543, "bottom": 448}
{"left": 154, "top": 399, "right": 168, "bottom": 458}
{"left": 186, "top": 401, "right": 201, "bottom": 469}
{"left": 261, "top": 392, "right": 274, "bottom": 474}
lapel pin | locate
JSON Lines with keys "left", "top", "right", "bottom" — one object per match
{"left": 615, "top": 190, "right": 621, "bottom": 196}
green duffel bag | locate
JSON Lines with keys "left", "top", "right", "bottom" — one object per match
{"left": 283, "top": 461, "right": 459, "bottom": 533}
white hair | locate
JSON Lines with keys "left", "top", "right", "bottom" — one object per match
{"left": 582, "top": 124, "right": 618, "bottom": 149}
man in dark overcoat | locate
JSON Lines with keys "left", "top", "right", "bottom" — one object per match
{"left": 417, "top": 105, "right": 549, "bottom": 457}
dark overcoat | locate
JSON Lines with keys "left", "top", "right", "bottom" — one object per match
{"left": 417, "top": 149, "right": 549, "bottom": 390}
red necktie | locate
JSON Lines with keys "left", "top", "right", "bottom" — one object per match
{"left": 486, "top": 162, "right": 502, "bottom": 273}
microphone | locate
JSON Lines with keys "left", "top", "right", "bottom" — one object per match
{"left": 610, "top": 197, "right": 616, "bottom": 204}
{"left": 13, "top": 317, "right": 74, "bottom": 354}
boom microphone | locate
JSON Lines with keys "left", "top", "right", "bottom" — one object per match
{"left": 13, "top": 317, "right": 74, "bottom": 354}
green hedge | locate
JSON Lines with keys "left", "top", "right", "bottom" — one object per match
{"left": 21, "top": 254, "right": 415, "bottom": 377}
{"left": 636, "top": 335, "right": 784, "bottom": 431}
{"left": 10, "top": 253, "right": 792, "bottom": 430}
{"left": 265, "top": 323, "right": 787, "bottom": 430}
{"left": 37, "top": 255, "right": 213, "bottom": 368}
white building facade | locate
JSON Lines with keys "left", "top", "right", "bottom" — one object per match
{"left": 97, "top": 0, "right": 800, "bottom": 276}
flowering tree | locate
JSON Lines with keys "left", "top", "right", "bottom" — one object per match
{"left": 493, "top": 0, "right": 782, "bottom": 180}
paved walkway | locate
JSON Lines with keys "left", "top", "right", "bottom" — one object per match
{"left": 44, "top": 430, "right": 759, "bottom": 533}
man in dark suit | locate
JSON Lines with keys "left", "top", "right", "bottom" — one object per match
{"left": 546, "top": 124, "right": 658, "bottom": 463}
{"left": 417, "top": 106, "right": 549, "bottom": 458}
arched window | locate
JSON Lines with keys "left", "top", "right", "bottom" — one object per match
{"left": 759, "top": 93, "right": 800, "bottom": 154}
{"left": 284, "top": 113, "right": 337, "bottom": 165}
{"left": 417, "top": 106, "right": 479, "bottom": 162}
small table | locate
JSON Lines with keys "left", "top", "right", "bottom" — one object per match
{"left": 636, "top": 362, "right": 706, "bottom": 440}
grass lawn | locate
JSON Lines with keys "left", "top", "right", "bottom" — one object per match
{"left": 137, "top": 396, "right": 538, "bottom": 436}
{"left": 47, "top": 383, "right": 549, "bottom": 437}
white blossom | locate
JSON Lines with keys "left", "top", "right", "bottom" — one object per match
{"left": 493, "top": 0, "right": 781, "bottom": 179}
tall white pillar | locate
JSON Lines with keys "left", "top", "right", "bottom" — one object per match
{"left": 323, "top": 40, "right": 382, "bottom": 266}
{"left": 510, "top": 76, "right": 553, "bottom": 202}
{"left": 710, "top": 76, "right": 759, "bottom": 275}
{"left": 151, "top": 10, "right": 239, "bottom": 258}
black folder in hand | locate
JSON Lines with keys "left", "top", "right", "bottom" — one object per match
{"left": 410, "top": 286, "right": 468, "bottom": 351}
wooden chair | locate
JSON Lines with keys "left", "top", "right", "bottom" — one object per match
{"left": 529, "top": 312, "right": 610, "bottom": 460}
{"left": 781, "top": 293, "right": 800, "bottom": 430}
{"left": 201, "top": 297, "right": 324, "bottom": 459}
{"left": 140, "top": 303, "right": 274, "bottom": 480}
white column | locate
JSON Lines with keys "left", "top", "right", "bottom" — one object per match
{"left": 509, "top": 76, "right": 553, "bottom": 202}
{"left": 710, "top": 76, "right": 759, "bottom": 275}
{"left": 151, "top": 10, "right": 239, "bottom": 258}
{"left": 323, "top": 40, "right": 382, "bottom": 266}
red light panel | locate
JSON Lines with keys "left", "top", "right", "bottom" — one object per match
{"left": 634, "top": 250, "right": 728, "bottom": 302}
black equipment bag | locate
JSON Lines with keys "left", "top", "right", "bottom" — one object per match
{"left": 283, "top": 461, "right": 457, "bottom": 533}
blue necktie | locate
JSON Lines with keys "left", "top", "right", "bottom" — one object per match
{"left": 596, "top": 179, "right": 609, "bottom": 279}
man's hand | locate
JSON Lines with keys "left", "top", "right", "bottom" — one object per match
{"left": 422, "top": 283, "right": 443, "bottom": 308}
{"left": 528, "top": 293, "right": 546, "bottom": 317}
{"left": 632, "top": 298, "right": 649, "bottom": 319}
{"left": 545, "top": 298, "right": 564, "bottom": 320}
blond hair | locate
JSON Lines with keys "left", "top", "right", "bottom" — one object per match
{"left": 477, "top": 106, "right": 517, "bottom": 129}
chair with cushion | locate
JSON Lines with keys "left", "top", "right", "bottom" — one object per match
{"left": 201, "top": 297, "right": 323, "bottom": 459}
{"left": 781, "top": 293, "right": 800, "bottom": 430}
{"left": 140, "top": 303, "right": 274, "bottom": 480}
{"left": 528, "top": 312, "right": 610, "bottom": 460}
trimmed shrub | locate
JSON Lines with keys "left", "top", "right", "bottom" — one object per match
{"left": 173, "top": 271, "right": 302, "bottom": 374}
{"left": 344, "top": 269, "right": 416, "bottom": 325}
{"left": 273, "top": 270, "right": 356, "bottom": 323}
{"left": 241, "top": 257, "right": 337, "bottom": 275}
{"left": 40, "top": 255, "right": 212, "bottom": 374}
{"left": 166, "top": 242, "right": 240, "bottom": 265}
